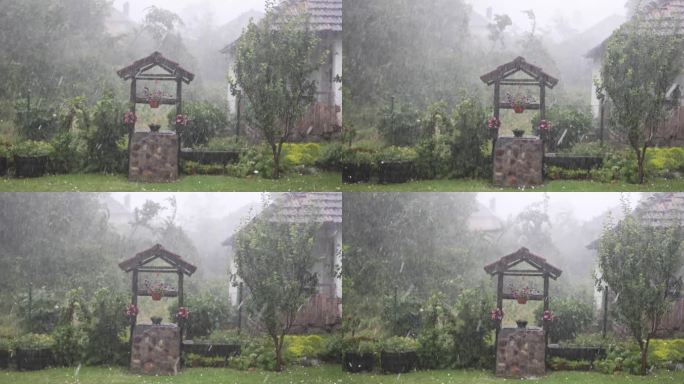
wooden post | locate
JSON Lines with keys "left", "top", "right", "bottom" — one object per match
{"left": 540, "top": 80, "right": 547, "bottom": 178}
{"left": 494, "top": 81, "right": 501, "bottom": 120}
{"left": 494, "top": 272, "right": 504, "bottom": 372}
{"left": 130, "top": 269, "right": 138, "bottom": 366}
{"left": 602, "top": 286, "right": 609, "bottom": 338}
{"left": 178, "top": 270, "right": 184, "bottom": 357}
{"left": 237, "top": 282, "right": 244, "bottom": 334}
{"left": 128, "top": 79, "right": 137, "bottom": 170}
{"left": 176, "top": 79, "right": 183, "bottom": 172}
{"left": 543, "top": 273, "right": 550, "bottom": 348}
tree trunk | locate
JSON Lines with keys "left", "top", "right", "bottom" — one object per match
{"left": 273, "top": 335, "right": 284, "bottom": 372}
{"left": 641, "top": 338, "right": 650, "bottom": 375}
{"left": 637, "top": 149, "right": 646, "bottom": 184}
{"left": 271, "top": 146, "right": 280, "bottom": 180}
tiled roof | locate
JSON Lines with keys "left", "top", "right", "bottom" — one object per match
{"left": 265, "top": 192, "right": 342, "bottom": 224}
{"left": 303, "top": 0, "right": 343, "bottom": 32}
{"left": 119, "top": 244, "right": 197, "bottom": 276}
{"left": 634, "top": 193, "right": 684, "bottom": 228}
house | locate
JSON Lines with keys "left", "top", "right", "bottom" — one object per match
{"left": 223, "top": 192, "right": 343, "bottom": 332}
{"left": 588, "top": 193, "right": 684, "bottom": 335}
{"left": 586, "top": 0, "right": 684, "bottom": 146}
{"left": 221, "top": 0, "right": 343, "bottom": 142}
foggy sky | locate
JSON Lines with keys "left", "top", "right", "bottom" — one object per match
{"left": 477, "top": 192, "right": 641, "bottom": 221}
{"left": 467, "top": 0, "right": 627, "bottom": 31}
{"left": 112, "top": 0, "right": 267, "bottom": 26}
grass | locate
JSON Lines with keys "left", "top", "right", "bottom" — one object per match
{"left": 2, "top": 365, "right": 684, "bottom": 384}
{"left": 1, "top": 173, "right": 684, "bottom": 192}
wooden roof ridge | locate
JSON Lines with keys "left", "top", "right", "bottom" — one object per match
{"left": 117, "top": 51, "right": 195, "bottom": 83}
{"left": 480, "top": 56, "right": 559, "bottom": 88}
{"left": 119, "top": 243, "right": 197, "bottom": 276}
{"left": 484, "top": 247, "right": 562, "bottom": 279}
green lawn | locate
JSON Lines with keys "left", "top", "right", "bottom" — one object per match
{"left": 1, "top": 173, "right": 684, "bottom": 192}
{"left": 1, "top": 365, "right": 683, "bottom": 384}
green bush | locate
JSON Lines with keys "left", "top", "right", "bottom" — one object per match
{"left": 532, "top": 106, "right": 593, "bottom": 151}
{"left": 194, "top": 136, "right": 247, "bottom": 152}
{"left": 448, "top": 288, "right": 496, "bottom": 368}
{"left": 378, "top": 103, "right": 422, "bottom": 147}
{"left": 535, "top": 298, "right": 594, "bottom": 344}
{"left": 546, "top": 166, "right": 592, "bottom": 181}
{"left": 11, "top": 140, "right": 54, "bottom": 157}
{"left": 381, "top": 336, "right": 419, "bottom": 353}
{"left": 374, "top": 146, "right": 418, "bottom": 163}
{"left": 170, "top": 102, "right": 230, "bottom": 147}
{"left": 549, "top": 357, "right": 593, "bottom": 371}
{"left": 185, "top": 353, "right": 226, "bottom": 368}
{"left": 14, "top": 333, "right": 55, "bottom": 349}
{"left": 182, "top": 161, "right": 227, "bottom": 176}
{"left": 49, "top": 132, "right": 85, "bottom": 174}
{"left": 0, "top": 337, "right": 12, "bottom": 350}
{"left": 227, "top": 145, "right": 288, "bottom": 179}
{"left": 53, "top": 324, "right": 86, "bottom": 366}
{"left": 382, "top": 294, "right": 421, "bottom": 337}
{"left": 416, "top": 294, "right": 452, "bottom": 369}
{"left": 228, "top": 337, "right": 282, "bottom": 371}
{"left": 84, "top": 93, "right": 127, "bottom": 173}
{"left": 83, "top": 288, "right": 129, "bottom": 366}
{"left": 646, "top": 147, "right": 684, "bottom": 178}
{"left": 0, "top": 143, "right": 10, "bottom": 158}
{"left": 168, "top": 288, "right": 232, "bottom": 340}
{"left": 564, "top": 142, "right": 606, "bottom": 157}
{"left": 317, "top": 142, "right": 345, "bottom": 170}
{"left": 282, "top": 143, "right": 322, "bottom": 167}
{"left": 284, "top": 335, "right": 326, "bottom": 360}
{"left": 16, "top": 288, "right": 60, "bottom": 334}
{"left": 414, "top": 137, "right": 450, "bottom": 179}
{"left": 341, "top": 148, "right": 374, "bottom": 167}
{"left": 14, "top": 101, "right": 60, "bottom": 141}
{"left": 201, "top": 329, "right": 245, "bottom": 345}
{"left": 321, "top": 333, "right": 343, "bottom": 362}
{"left": 448, "top": 96, "right": 490, "bottom": 179}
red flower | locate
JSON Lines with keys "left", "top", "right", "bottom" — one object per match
{"left": 542, "top": 310, "right": 554, "bottom": 322}
{"left": 490, "top": 307, "right": 504, "bottom": 321}
{"left": 487, "top": 116, "right": 501, "bottom": 129}
{"left": 539, "top": 120, "right": 551, "bottom": 131}
{"left": 177, "top": 307, "right": 189, "bottom": 320}
{"left": 125, "top": 304, "right": 139, "bottom": 318}
{"left": 124, "top": 112, "right": 137, "bottom": 125}
{"left": 175, "top": 114, "right": 188, "bottom": 126}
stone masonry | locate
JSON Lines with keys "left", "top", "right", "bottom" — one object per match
{"left": 493, "top": 137, "right": 543, "bottom": 188}
{"left": 130, "top": 324, "right": 181, "bottom": 375}
{"left": 496, "top": 327, "right": 546, "bottom": 378}
{"left": 129, "top": 132, "right": 178, "bottom": 183}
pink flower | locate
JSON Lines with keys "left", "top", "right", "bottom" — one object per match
{"left": 177, "top": 307, "right": 189, "bottom": 320}
{"left": 539, "top": 120, "right": 551, "bottom": 131}
{"left": 490, "top": 307, "right": 504, "bottom": 321}
{"left": 542, "top": 310, "right": 554, "bottom": 322}
{"left": 175, "top": 114, "right": 188, "bottom": 126}
{"left": 125, "top": 304, "right": 139, "bottom": 318}
{"left": 487, "top": 116, "right": 501, "bottom": 129}
{"left": 124, "top": 112, "right": 137, "bottom": 125}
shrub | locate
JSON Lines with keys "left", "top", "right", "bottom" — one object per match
{"left": 282, "top": 143, "right": 322, "bottom": 167}
{"left": 15, "top": 333, "right": 55, "bottom": 349}
{"left": 170, "top": 102, "right": 230, "bottom": 147}
{"left": 168, "top": 288, "right": 232, "bottom": 340}
{"left": 382, "top": 336, "right": 419, "bottom": 353}
{"left": 0, "top": 143, "right": 10, "bottom": 158}
{"left": 532, "top": 106, "right": 593, "bottom": 151}
{"left": 341, "top": 149, "right": 374, "bottom": 167}
{"left": 416, "top": 294, "right": 452, "bottom": 369}
{"left": 182, "top": 161, "right": 227, "bottom": 176}
{"left": 414, "top": 137, "right": 450, "bottom": 179}
{"left": 317, "top": 142, "right": 345, "bottom": 171}
{"left": 16, "top": 288, "right": 60, "bottom": 334}
{"left": 83, "top": 288, "right": 129, "bottom": 366}
{"left": 12, "top": 140, "right": 54, "bottom": 157}
{"left": 0, "top": 337, "right": 12, "bottom": 350}
{"left": 53, "top": 324, "right": 86, "bottom": 366}
{"left": 535, "top": 297, "right": 593, "bottom": 344}
{"left": 49, "top": 132, "right": 85, "bottom": 174}
{"left": 228, "top": 337, "right": 282, "bottom": 371}
{"left": 378, "top": 103, "right": 422, "bottom": 146}
{"left": 194, "top": 136, "right": 247, "bottom": 152}
{"left": 227, "top": 145, "right": 288, "bottom": 178}
{"left": 546, "top": 166, "right": 592, "bottom": 181}
{"left": 374, "top": 146, "right": 418, "bottom": 164}
{"left": 448, "top": 288, "right": 496, "bottom": 368}
{"left": 284, "top": 335, "right": 326, "bottom": 360}
{"left": 382, "top": 294, "right": 421, "bottom": 337}
{"left": 646, "top": 147, "right": 684, "bottom": 178}
{"left": 185, "top": 353, "right": 226, "bottom": 368}
{"left": 84, "top": 93, "right": 127, "bottom": 173}
{"left": 14, "top": 101, "right": 60, "bottom": 141}
{"left": 549, "top": 357, "right": 593, "bottom": 371}
{"left": 321, "top": 333, "right": 343, "bottom": 362}
{"left": 449, "top": 96, "right": 490, "bottom": 178}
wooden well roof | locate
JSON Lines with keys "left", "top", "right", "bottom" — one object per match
{"left": 119, "top": 244, "right": 197, "bottom": 276}
{"left": 484, "top": 247, "right": 562, "bottom": 279}
{"left": 480, "top": 56, "right": 559, "bottom": 89}
{"left": 117, "top": 51, "right": 195, "bottom": 84}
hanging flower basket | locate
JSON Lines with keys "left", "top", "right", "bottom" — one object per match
{"left": 148, "top": 99, "right": 160, "bottom": 109}
{"left": 513, "top": 105, "right": 525, "bottom": 114}
{"left": 513, "top": 287, "right": 531, "bottom": 305}
{"left": 507, "top": 93, "right": 530, "bottom": 114}
{"left": 145, "top": 280, "right": 167, "bottom": 301}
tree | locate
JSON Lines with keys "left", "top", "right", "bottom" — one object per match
{"left": 596, "top": 199, "right": 683, "bottom": 374}
{"left": 232, "top": 215, "right": 319, "bottom": 372}
{"left": 230, "top": 3, "right": 322, "bottom": 179}
{"left": 487, "top": 14, "right": 512, "bottom": 50}
{"left": 599, "top": 14, "right": 684, "bottom": 183}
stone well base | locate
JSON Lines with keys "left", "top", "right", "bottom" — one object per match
{"left": 493, "top": 137, "right": 543, "bottom": 188}
{"left": 130, "top": 324, "right": 180, "bottom": 376}
{"left": 129, "top": 132, "right": 178, "bottom": 183}
{"left": 496, "top": 327, "right": 546, "bottom": 378}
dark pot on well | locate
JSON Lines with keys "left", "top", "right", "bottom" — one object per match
{"left": 343, "top": 352, "right": 375, "bottom": 373}
{"left": 14, "top": 156, "right": 48, "bottom": 178}
{"left": 16, "top": 348, "right": 53, "bottom": 371}
{"left": 378, "top": 161, "right": 414, "bottom": 184}
{"left": 342, "top": 163, "right": 372, "bottom": 184}
{"left": 381, "top": 351, "right": 417, "bottom": 374}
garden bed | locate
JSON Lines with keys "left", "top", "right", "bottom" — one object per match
{"left": 0, "top": 156, "right": 7, "bottom": 176}
{"left": 14, "top": 156, "right": 48, "bottom": 178}
{"left": 545, "top": 154, "right": 603, "bottom": 170}
{"left": 0, "top": 349, "right": 10, "bottom": 369}
{"left": 378, "top": 161, "right": 415, "bottom": 184}
{"left": 15, "top": 348, "right": 53, "bottom": 371}
{"left": 547, "top": 346, "right": 606, "bottom": 362}
{"left": 180, "top": 150, "right": 241, "bottom": 166}
{"left": 381, "top": 351, "right": 417, "bottom": 373}
{"left": 342, "top": 352, "right": 375, "bottom": 373}
{"left": 182, "top": 341, "right": 241, "bottom": 358}
{"left": 342, "top": 163, "right": 372, "bottom": 184}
